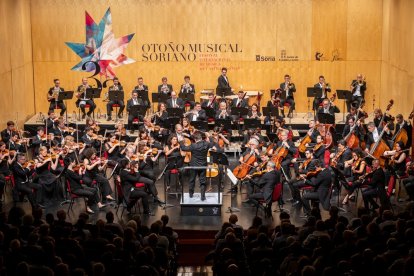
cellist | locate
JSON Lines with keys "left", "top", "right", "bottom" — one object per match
{"left": 365, "top": 122, "right": 391, "bottom": 155}
{"left": 392, "top": 114, "right": 412, "bottom": 148}
{"left": 270, "top": 130, "right": 296, "bottom": 180}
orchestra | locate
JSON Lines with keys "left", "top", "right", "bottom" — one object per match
{"left": 0, "top": 69, "right": 412, "bottom": 221}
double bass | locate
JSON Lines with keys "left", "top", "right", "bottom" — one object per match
{"left": 344, "top": 114, "right": 367, "bottom": 149}
{"left": 298, "top": 123, "right": 319, "bottom": 154}
{"left": 369, "top": 122, "right": 391, "bottom": 167}
{"left": 392, "top": 109, "right": 413, "bottom": 150}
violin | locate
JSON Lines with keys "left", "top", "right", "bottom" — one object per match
{"left": 305, "top": 167, "right": 323, "bottom": 179}
{"left": 330, "top": 147, "right": 347, "bottom": 167}
{"left": 313, "top": 142, "right": 324, "bottom": 153}
{"left": 22, "top": 160, "right": 35, "bottom": 169}
{"left": 73, "top": 163, "right": 85, "bottom": 172}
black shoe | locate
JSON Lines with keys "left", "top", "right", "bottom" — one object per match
{"left": 201, "top": 186, "right": 206, "bottom": 201}
{"left": 242, "top": 199, "right": 251, "bottom": 204}
{"left": 286, "top": 198, "right": 295, "bottom": 203}
{"left": 107, "top": 116, "right": 112, "bottom": 121}
{"left": 82, "top": 114, "right": 86, "bottom": 119}
{"left": 118, "top": 114, "right": 123, "bottom": 119}
{"left": 154, "top": 197, "right": 166, "bottom": 205}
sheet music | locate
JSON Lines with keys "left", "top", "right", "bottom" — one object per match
{"left": 226, "top": 168, "right": 238, "bottom": 185}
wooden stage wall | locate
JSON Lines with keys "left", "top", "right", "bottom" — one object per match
{"left": 1, "top": 0, "right": 413, "bottom": 128}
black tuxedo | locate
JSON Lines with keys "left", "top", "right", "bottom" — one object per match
{"left": 217, "top": 75, "right": 230, "bottom": 89}
{"left": 394, "top": 121, "right": 412, "bottom": 148}
{"left": 215, "top": 109, "right": 231, "bottom": 120}
{"left": 201, "top": 100, "right": 218, "bottom": 111}
{"left": 302, "top": 168, "right": 332, "bottom": 212}
{"left": 279, "top": 82, "right": 296, "bottom": 115}
{"left": 362, "top": 168, "right": 388, "bottom": 209}
{"left": 317, "top": 105, "right": 340, "bottom": 116}
{"left": 186, "top": 109, "right": 206, "bottom": 122}
{"left": 1, "top": 129, "right": 13, "bottom": 144}
{"left": 8, "top": 141, "right": 25, "bottom": 153}
{"left": 166, "top": 98, "right": 184, "bottom": 109}
{"left": 134, "top": 85, "right": 150, "bottom": 107}
{"left": 342, "top": 124, "right": 363, "bottom": 141}
{"left": 158, "top": 84, "right": 173, "bottom": 95}
{"left": 180, "top": 140, "right": 215, "bottom": 192}
{"left": 31, "top": 135, "right": 48, "bottom": 156}
{"left": 249, "top": 170, "right": 280, "bottom": 204}
{"left": 119, "top": 169, "right": 150, "bottom": 212}
{"left": 313, "top": 83, "right": 331, "bottom": 110}
{"left": 81, "top": 134, "right": 100, "bottom": 150}
{"left": 48, "top": 87, "right": 66, "bottom": 115}
{"left": 126, "top": 98, "right": 144, "bottom": 130}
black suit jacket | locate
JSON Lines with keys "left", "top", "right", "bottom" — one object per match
{"left": 180, "top": 83, "right": 195, "bottom": 94}
{"left": 201, "top": 100, "right": 218, "bottom": 111}
{"left": 186, "top": 109, "right": 206, "bottom": 122}
{"left": 394, "top": 121, "right": 412, "bottom": 148}
{"left": 275, "top": 141, "right": 296, "bottom": 160}
{"left": 109, "top": 85, "right": 124, "bottom": 91}
{"left": 217, "top": 75, "right": 230, "bottom": 89}
{"left": 134, "top": 85, "right": 149, "bottom": 93}
{"left": 350, "top": 80, "right": 367, "bottom": 98}
{"left": 158, "top": 84, "right": 173, "bottom": 95}
{"left": 48, "top": 87, "right": 65, "bottom": 102}
{"left": 1, "top": 129, "right": 12, "bottom": 144}
{"left": 215, "top": 109, "right": 231, "bottom": 120}
{"left": 251, "top": 170, "right": 280, "bottom": 203}
{"left": 12, "top": 162, "right": 31, "bottom": 188}
{"left": 313, "top": 83, "right": 331, "bottom": 96}
{"left": 166, "top": 98, "right": 184, "bottom": 109}
{"left": 231, "top": 98, "right": 248, "bottom": 108}
{"left": 365, "top": 127, "right": 390, "bottom": 149}
{"left": 342, "top": 124, "right": 363, "bottom": 140}
{"left": 179, "top": 140, "right": 215, "bottom": 166}
{"left": 279, "top": 83, "right": 296, "bottom": 98}
{"left": 119, "top": 169, "right": 145, "bottom": 201}
{"left": 126, "top": 98, "right": 144, "bottom": 113}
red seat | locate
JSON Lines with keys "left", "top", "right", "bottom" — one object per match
{"left": 184, "top": 103, "right": 191, "bottom": 107}
{"left": 208, "top": 118, "right": 215, "bottom": 123}
{"left": 283, "top": 103, "right": 291, "bottom": 107}
{"left": 324, "top": 149, "right": 331, "bottom": 168}
{"left": 387, "top": 175, "right": 396, "bottom": 197}
{"left": 84, "top": 104, "right": 91, "bottom": 108}
{"left": 112, "top": 104, "right": 120, "bottom": 107}
{"left": 134, "top": 182, "right": 145, "bottom": 188}
{"left": 133, "top": 118, "right": 139, "bottom": 123}
{"left": 66, "top": 180, "right": 87, "bottom": 213}
{"left": 170, "top": 169, "right": 179, "bottom": 174}
{"left": 255, "top": 183, "right": 283, "bottom": 218}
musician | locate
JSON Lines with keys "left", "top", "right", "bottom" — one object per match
{"left": 12, "top": 154, "right": 43, "bottom": 209}
{"left": 164, "top": 134, "right": 185, "bottom": 190}
{"left": 8, "top": 132, "right": 27, "bottom": 153}
{"left": 393, "top": 114, "right": 412, "bottom": 148}
{"left": 266, "top": 90, "right": 282, "bottom": 120}
{"left": 272, "top": 130, "right": 297, "bottom": 180}
{"left": 330, "top": 140, "right": 352, "bottom": 172}
{"left": 365, "top": 122, "right": 391, "bottom": 153}
{"left": 361, "top": 159, "right": 388, "bottom": 210}
{"left": 239, "top": 139, "right": 260, "bottom": 163}
{"left": 313, "top": 76, "right": 331, "bottom": 111}
{"left": 158, "top": 77, "right": 173, "bottom": 95}
{"left": 64, "top": 157, "right": 105, "bottom": 214}
{"left": 180, "top": 131, "right": 217, "bottom": 200}
{"left": 106, "top": 77, "right": 125, "bottom": 121}
{"left": 242, "top": 129, "right": 265, "bottom": 149}
{"left": 305, "top": 120, "right": 320, "bottom": 145}
{"left": 215, "top": 101, "right": 231, "bottom": 120}
{"left": 186, "top": 102, "right": 206, "bottom": 122}
{"left": 82, "top": 148, "right": 114, "bottom": 202}
{"left": 52, "top": 118, "right": 72, "bottom": 146}
{"left": 47, "top": 79, "right": 66, "bottom": 116}
{"left": 63, "top": 135, "right": 83, "bottom": 162}
{"left": 346, "top": 106, "right": 367, "bottom": 123}
{"left": 134, "top": 77, "right": 150, "bottom": 108}
{"left": 373, "top": 108, "right": 393, "bottom": 128}
{"left": 152, "top": 102, "right": 169, "bottom": 127}
{"left": 81, "top": 127, "right": 101, "bottom": 150}
{"left": 31, "top": 127, "right": 51, "bottom": 156}
{"left": 76, "top": 77, "right": 96, "bottom": 119}
{"left": 347, "top": 74, "right": 366, "bottom": 112}
{"left": 244, "top": 161, "right": 280, "bottom": 215}
{"left": 247, "top": 104, "right": 262, "bottom": 120}
{"left": 201, "top": 93, "right": 219, "bottom": 111}
{"left": 232, "top": 90, "right": 248, "bottom": 108}
{"left": 316, "top": 98, "right": 340, "bottom": 119}
{"left": 217, "top": 67, "right": 231, "bottom": 91}
{"left": 209, "top": 130, "right": 230, "bottom": 165}
{"left": 166, "top": 91, "right": 184, "bottom": 109}
{"left": 384, "top": 141, "right": 407, "bottom": 177}
{"left": 342, "top": 148, "right": 366, "bottom": 204}
{"left": 174, "top": 124, "right": 190, "bottom": 143}
{"left": 105, "top": 134, "right": 126, "bottom": 163}
{"left": 137, "top": 145, "right": 161, "bottom": 182}
{"left": 45, "top": 112, "right": 57, "bottom": 133}
{"left": 280, "top": 74, "right": 296, "bottom": 118}
{"left": 118, "top": 159, "right": 152, "bottom": 215}
{"left": 342, "top": 117, "right": 364, "bottom": 142}
{"left": 1, "top": 121, "right": 15, "bottom": 144}
{"left": 301, "top": 160, "right": 332, "bottom": 215}
{"left": 289, "top": 149, "right": 317, "bottom": 206}
{"left": 312, "top": 135, "right": 326, "bottom": 165}
{"left": 0, "top": 142, "right": 16, "bottom": 208}
{"left": 402, "top": 161, "right": 414, "bottom": 201}
{"left": 34, "top": 146, "right": 61, "bottom": 202}
{"left": 127, "top": 90, "right": 145, "bottom": 133}
{"left": 122, "top": 146, "right": 163, "bottom": 203}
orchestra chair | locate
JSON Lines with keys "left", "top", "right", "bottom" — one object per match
{"left": 324, "top": 150, "right": 331, "bottom": 168}
{"left": 255, "top": 183, "right": 283, "bottom": 219}
{"left": 115, "top": 179, "right": 143, "bottom": 216}
{"left": 77, "top": 104, "right": 95, "bottom": 120}
{"left": 184, "top": 102, "right": 191, "bottom": 112}
{"left": 282, "top": 102, "right": 296, "bottom": 118}
{"left": 65, "top": 180, "right": 87, "bottom": 214}
{"left": 165, "top": 168, "right": 181, "bottom": 198}
{"left": 112, "top": 103, "right": 122, "bottom": 118}
{"left": 3, "top": 175, "right": 15, "bottom": 197}
{"left": 394, "top": 158, "right": 412, "bottom": 202}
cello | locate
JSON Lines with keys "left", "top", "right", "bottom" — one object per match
{"left": 233, "top": 152, "right": 257, "bottom": 179}
{"left": 271, "top": 143, "right": 288, "bottom": 169}
{"left": 369, "top": 122, "right": 391, "bottom": 167}
{"left": 344, "top": 115, "right": 367, "bottom": 149}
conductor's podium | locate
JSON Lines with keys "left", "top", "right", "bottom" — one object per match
{"left": 180, "top": 193, "right": 223, "bottom": 216}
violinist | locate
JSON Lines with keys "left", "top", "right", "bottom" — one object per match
{"left": 361, "top": 159, "right": 388, "bottom": 211}
{"left": 243, "top": 161, "right": 280, "bottom": 216}
{"left": 45, "top": 111, "right": 57, "bottom": 133}
{"left": 34, "top": 146, "right": 61, "bottom": 202}
{"left": 312, "top": 135, "right": 326, "bottom": 165}
{"left": 280, "top": 74, "right": 296, "bottom": 118}
{"left": 330, "top": 140, "right": 352, "bottom": 172}
{"left": 289, "top": 149, "right": 317, "bottom": 206}
{"left": 300, "top": 159, "right": 332, "bottom": 215}
{"left": 384, "top": 141, "right": 407, "bottom": 177}
{"left": 83, "top": 148, "right": 115, "bottom": 202}
{"left": 127, "top": 90, "right": 145, "bottom": 133}
{"left": 134, "top": 77, "right": 150, "bottom": 108}
{"left": 123, "top": 147, "right": 164, "bottom": 204}
{"left": 137, "top": 144, "right": 162, "bottom": 182}
{"left": 63, "top": 135, "right": 83, "bottom": 162}
{"left": 118, "top": 159, "right": 152, "bottom": 215}
{"left": 53, "top": 118, "right": 72, "bottom": 146}
{"left": 86, "top": 116, "right": 100, "bottom": 132}
{"left": 402, "top": 161, "right": 414, "bottom": 201}
{"left": 202, "top": 93, "right": 219, "bottom": 112}
{"left": 158, "top": 76, "right": 173, "bottom": 95}
{"left": 247, "top": 104, "right": 262, "bottom": 120}
{"left": 164, "top": 134, "right": 185, "bottom": 190}
{"left": 180, "top": 131, "right": 217, "bottom": 201}
{"left": 313, "top": 75, "right": 331, "bottom": 111}
{"left": 76, "top": 77, "right": 96, "bottom": 119}
{"left": 12, "top": 154, "right": 43, "bottom": 210}
{"left": 106, "top": 77, "right": 125, "bottom": 121}
{"left": 105, "top": 134, "right": 126, "bottom": 163}
{"left": 81, "top": 127, "right": 101, "bottom": 150}
{"left": 64, "top": 157, "right": 105, "bottom": 214}
{"left": 342, "top": 148, "right": 366, "bottom": 204}
{"left": 347, "top": 74, "right": 367, "bottom": 112}
{"left": 8, "top": 132, "right": 27, "bottom": 153}
{"left": 134, "top": 131, "right": 151, "bottom": 149}
{"left": 393, "top": 114, "right": 412, "bottom": 148}
{"left": 31, "top": 127, "right": 51, "bottom": 156}
{"left": 270, "top": 118, "right": 292, "bottom": 141}
{"left": 175, "top": 124, "right": 190, "bottom": 143}
{"left": 232, "top": 90, "right": 248, "bottom": 109}
{"left": 47, "top": 78, "right": 66, "bottom": 116}
{"left": 215, "top": 101, "right": 231, "bottom": 120}
{"left": 1, "top": 121, "right": 15, "bottom": 144}
{"left": 140, "top": 117, "right": 157, "bottom": 138}
{"left": 180, "top": 75, "right": 196, "bottom": 108}
{"left": 185, "top": 102, "right": 206, "bottom": 122}
{"left": 0, "top": 142, "right": 16, "bottom": 207}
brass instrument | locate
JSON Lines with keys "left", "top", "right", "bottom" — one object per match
{"left": 76, "top": 85, "right": 87, "bottom": 99}
{"left": 49, "top": 87, "right": 60, "bottom": 101}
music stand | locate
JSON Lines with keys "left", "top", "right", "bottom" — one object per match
{"left": 86, "top": 88, "right": 101, "bottom": 119}
{"left": 243, "top": 118, "right": 260, "bottom": 130}
{"left": 231, "top": 107, "right": 249, "bottom": 136}
{"left": 135, "top": 89, "right": 150, "bottom": 109}
{"left": 58, "top": 91, "right": 74, "bottom": 125}
{"left": 336, "top": 89, "right": 351, "bottom": 123}
{"left": 190, "top": 121, "right": 208, "bottom": 132}
{"left": 202, "top": 107, "right": 216, "bottom": 120}
{"left": 214, "top": 119, "right": 232, "bottom": 132}
{"left": 151, "top": 92, "right": 169, "bottom": 112}
{"left": 317, "top": 112, "right": 335, "bottom": 125}
{"left": 165, "top": 117, "right": 181, "bottom": 132}
{"left": 329, "top": 166, "right": 348, "bottom": 212}
{"left": 179, "top": 93, "right": 195, "bottom": 105}
{"left": 216, "top": 87, "right": 233, "bottom": 100}
{"left": 306, "top": 87, "right": 320, "bottom": 118}
{"left": 167, "top": 108, "right": 184, "bottom": 118}
{"left": 262, "top": 106, "right": 280, "bottom": 121}
{"left": 128, "top": 105, "right": 146, "bottom": 131}
{"left": 109, "top": 90, "right": 124, "bottom": 122}
{"left": 267, "top": 133, "right": 279, "bottom": 143}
